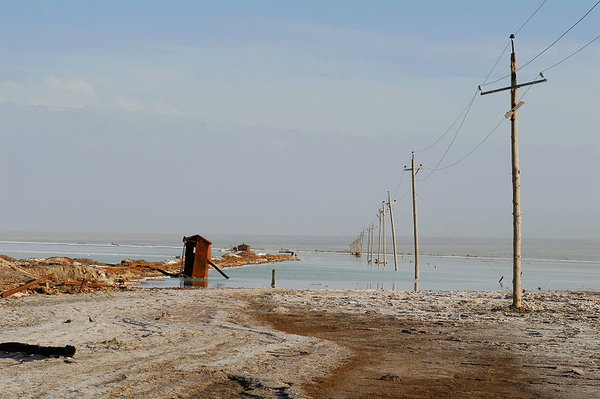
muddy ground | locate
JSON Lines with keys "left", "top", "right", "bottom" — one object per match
{"left": 0, "top": 289, "right": 598, "bottom": 398}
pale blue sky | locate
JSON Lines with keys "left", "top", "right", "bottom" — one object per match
{"left": 0, "top": 1, "right": 598, "bottom": 239}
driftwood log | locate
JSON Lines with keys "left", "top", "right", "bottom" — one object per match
{"left": 0, "top": 342, "right": 76, "bottom": 357}
{"left": 1, "top": 274, "right": 56, "bottom": 298}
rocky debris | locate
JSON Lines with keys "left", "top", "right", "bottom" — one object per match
{"left": 0, "top": 251, "right": 298, "bottom": 298}
{"left": 0, "top": 256, "right": 138, "bottom": 297}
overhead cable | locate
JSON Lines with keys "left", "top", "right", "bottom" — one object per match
{"left": 541, "top": 32, "right": 600, "bottom": 72}
{"left": 417, "top": 88, "right": 478, "bottom": 181}
{"left": 514, "top": 0, "right": 549, "bottom": 35}
{"left": 519, "top": 0, "right": 600, "bottom": 71}
{"left": 483, "top": 0, "right": 600, "bottom": 86}
{"left": 420, "top": 74, "right": 540, "bottom": 174}
{"left": 417, "top": 0, "right": 549, "bottom": 154}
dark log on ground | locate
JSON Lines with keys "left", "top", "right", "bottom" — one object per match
{"left": 0, "top": 342, "right": 76, "bottom": 357}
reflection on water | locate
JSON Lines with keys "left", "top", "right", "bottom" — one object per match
{"left": 182, "top": 278, "right": 208, "bottom": 288}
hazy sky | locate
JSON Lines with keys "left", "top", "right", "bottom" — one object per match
{"left": 1, "top": 0, "right": 598, "bottom": 240}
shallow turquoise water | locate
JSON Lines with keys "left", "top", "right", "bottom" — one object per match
{"left": 142, "top": 252, "right": 599, "bottom": 291}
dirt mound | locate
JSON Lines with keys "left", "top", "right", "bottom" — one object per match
{"left": 0, "top": 254, "right": 17, "bottom": 262}
{"left": 0, "top": 262, "right": 37, "bottom": 292}
{"left": 28, "top": 264, "right": 107, "bottom": 282}
{"left": 39, "top": 257, "right": 76, "bottom": 266}
{"left": 0, "top": 255, "right": 119, "bottom": 297}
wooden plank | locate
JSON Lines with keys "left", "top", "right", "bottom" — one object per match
{"left": 1, "top": 274, "right": 56, "bottom": 298}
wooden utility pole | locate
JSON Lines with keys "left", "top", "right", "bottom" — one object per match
{"left": 480, "top": 34, "right": 547, "bottom": 309}
{"left": 359, "top": 230, "right": 364, "bottom": 256}
{"left": 369, "top": 223, "right": 375, "bottom": 264}
{"left": 366, "top": 225, "right": 372, "bottom": 263}
{"left": 381, "top": 201, "right": 387, "bottom": 266}
{"left": 376, "top": 210, "right": 382, "bottom": 264}
{"left": 404, "top": 153, "right": 422, "bottom": 280}
{"left": 387, "top": 191, "right": 399, "bottom": 271}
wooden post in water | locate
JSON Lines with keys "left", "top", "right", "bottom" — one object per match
{"left": 387, "top": 191, "right": 399, "bottom": 272}
{"left": 480, "top": 34, "right": 547, "bottom": 309}
{"left": 271, "top": 269, "right": 276, "bottom": 288}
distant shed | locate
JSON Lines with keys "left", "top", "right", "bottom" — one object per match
{"left": 233, "top": 243, "right": 251, "bottom": 252}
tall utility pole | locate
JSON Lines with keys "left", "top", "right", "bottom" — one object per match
{"left": 370, "top": 223, "right": 375, "bottom": 263}
{"left": 404, "top": 152, "right": 422, "bottom": 280}
{"left": 366, "top": 225, "right": 372, "bottom": 263}
{"left": 480, "top": 34, "right": 547, "bottom": 309}
{"left": 381, "top": 201, "right": 387, "bottom": 266}
{"left": 360, "top": 230, "right": 364, "bottom": 256}
{"left": 387, "top": 191, "right": 399, "bottom": 271}
{"left": 376, "top": 210, "right": 382, "bottom": 264}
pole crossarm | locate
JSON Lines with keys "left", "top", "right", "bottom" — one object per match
{"left": 480, "top": 78, "right": 547, "bottom": 95}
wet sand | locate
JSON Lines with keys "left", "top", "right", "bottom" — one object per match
{"left": 1, "top": 288, "right": 598, "bottom": 398}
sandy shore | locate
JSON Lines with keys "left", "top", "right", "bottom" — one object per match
{"left": 1, "top": 288, "right": 598, "bottom": 398}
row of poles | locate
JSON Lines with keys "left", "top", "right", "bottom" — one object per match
{"left": 350, "top": 36, "right": 547, "bottom": 308}
{"left": 351, "top": 153, "right": 422, "bottom": 278}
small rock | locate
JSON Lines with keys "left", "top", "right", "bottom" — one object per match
{"left": 102, "top": 338, "right": 121, "bottom": 346}
{"left": 88, "top": 316, "right": 95, "bottom": 322}
{"left": 64, "top": 319, "right": 72, "bottom": 323}
{"left": 268, "top": 307, "right": 289, "bottom": 314}
{"left": 379, "top": 374, "right": 400, "bottom": 381}
{"left": 570, "top": 368, "right": 586, "bottom": 376}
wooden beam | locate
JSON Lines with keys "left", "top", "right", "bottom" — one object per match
{"left": 1, "top": 274, "right": 56, "bottom": 298}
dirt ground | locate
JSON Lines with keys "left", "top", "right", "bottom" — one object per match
{"left": 0, "top": 289, "right": 598, "bottom": 398}
{"left": 259, "top": 308, "right": 564, "bottom": 398}
{"left": 255, "top": 290, "right": 599, "bottom": 399}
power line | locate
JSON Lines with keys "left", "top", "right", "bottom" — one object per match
{"left": 414, "top": 88, "right": 479, "bottom": 154}
{"left": 419, "top": 78, "right": 540, "bottom": 174}
{"left": 417, "top": 88, "right": 479, "bottom": 181}
{"left": 482, "top": 0, "right": 550, "bottom": 86}
{"left": 515, "top": 0, "right": 549, "bottom": 35}
{"left": 416, "top": 0, "right": 549, "bottom": 155}
{"left": 483, "top": 0, "right": 600, "bottom": 86}
{"left": 418, "top": 41, "right": 509, "bottom": 155}
{"left": 391, "top": 165, "right": 408, "bottom": 196}
{"left": 519, "top": 0, "right": 600, "bottom": 71}
{"left": 425, "top": 118, "right": 506, "bottom": 172}
{"left": 482, "top": 42, "right": 511, "bottom": 85}
{"left": 541, "top": 32, "right": 600, "bottom": 72}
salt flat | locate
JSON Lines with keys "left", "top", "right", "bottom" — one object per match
{"left": 1, "top": 288, "right": 598, "bottom": 398}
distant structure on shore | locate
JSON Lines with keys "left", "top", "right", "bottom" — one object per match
{"left": 232, "top": 243, "right": 251, "bottom": 252}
